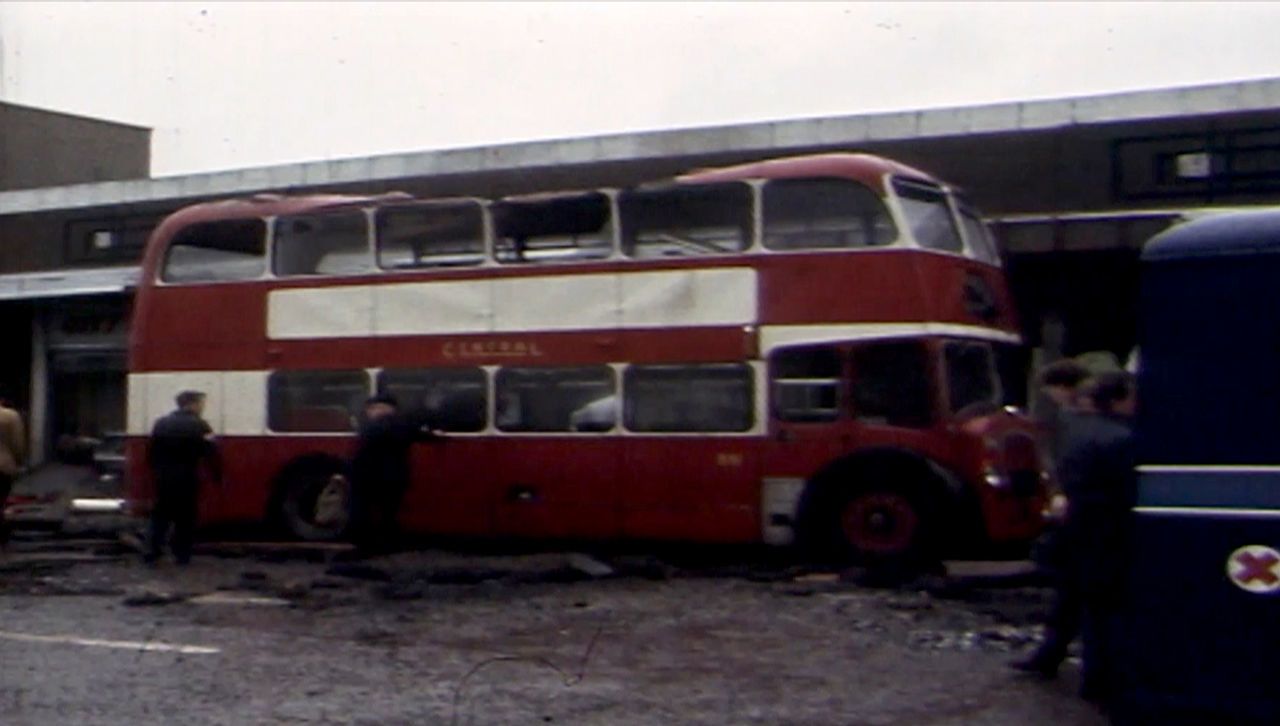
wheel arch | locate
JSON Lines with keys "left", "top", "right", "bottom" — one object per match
{"left": 793, "top": 447, "right": 974, "bottom": 558}
{"left": 266, "top": 452, "right": 351, "bottom": 535}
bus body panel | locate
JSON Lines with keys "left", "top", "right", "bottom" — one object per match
{"left": 124, "top": 153, "right": 1045, "bottom": 557}
{"left": 1121, "top": 211, "right": 1280, "bottom": 720}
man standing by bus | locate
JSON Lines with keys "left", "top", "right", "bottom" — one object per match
{"left": 1014, "top": 372, "right": 1137, "bottom": 707}
{"left": 146, "top": 390, "right": 221, "bottom": 565}
{"left": 0, "top": 388, "right": 26, "bottom": 550}
{"left": 349, "top": 394, "right": 443, "bottom": 556}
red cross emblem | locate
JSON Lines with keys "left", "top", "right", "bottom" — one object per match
{"left": 1227, "top": 545, "right": 1280, "bottom": 594}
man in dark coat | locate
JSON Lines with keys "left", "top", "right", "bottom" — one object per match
{"left": 1014, "top": 371, "right": 1137, "bottom": 707}
{"left": 348, "top": 394, "right": 442, "bottom": 555}
{"left": 146, "top": 390, "right": 221, "bottom": 565}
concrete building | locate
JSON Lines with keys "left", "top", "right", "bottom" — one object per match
{"left": 3, "top": 77, "right": 1279, "bottom": 460}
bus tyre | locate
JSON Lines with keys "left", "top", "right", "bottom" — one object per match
{"left": 836, "top": 486, "right": 936, "bottom": 567}
{"left": 278, "top": 460, "right": 352, "bottom": 542}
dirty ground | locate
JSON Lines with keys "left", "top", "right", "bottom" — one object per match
{"left": 0, "top": 534, "right": 1105, "bottom": 725}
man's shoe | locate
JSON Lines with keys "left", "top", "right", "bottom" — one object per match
{"left": 1009, "top": 655, "right": 1059, "bottom": 680}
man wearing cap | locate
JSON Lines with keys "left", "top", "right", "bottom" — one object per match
{"left": 348, "top": 394, "right": 442, "bottom": 555}
{"left": 146, "top": 390, "right": 221, "bottom": 565}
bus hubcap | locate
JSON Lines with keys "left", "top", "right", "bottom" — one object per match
{"left": 842, "top": 493, "right": 919, "bottom": 555}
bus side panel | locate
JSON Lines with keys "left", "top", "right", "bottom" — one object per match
{"left": 401, "top": 438, "right": 496, "bottom": 537}
{"left": 490, "top": 439, "right": 621, "bottom": 540}
{"left": 133, "top": 285, "right": 268, "bottom": 372}
{"left": 1122, "top": 510, "right": 1280, "bottom": 720}
{"left": 621, "top": 438, "right": 761, "bottom": 543}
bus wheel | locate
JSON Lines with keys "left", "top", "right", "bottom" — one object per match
{"left": 279, "top": 463, "right": 351, "bottom": 542}
{"left": 838, "top": 488, "right": 931, "bottom": 565}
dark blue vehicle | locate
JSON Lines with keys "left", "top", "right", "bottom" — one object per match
{"left": 1121, "top": 210, "right": 1280, "bottom": 723}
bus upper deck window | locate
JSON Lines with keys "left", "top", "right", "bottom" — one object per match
{"left": 892, "top": 179, "right": 964, "bottom": 254}
{"left": 492, "top": 192, "right": 614, "bottom": 265}
{"left": 377, "top": 202, "right": 485, "bottom": 270}
{"left": 161, "top": 219, "right": 267, "bottom": 284}
{"left": 763, "top": 177, "right": 897, "bottom": 251}
{"left": 274, "top": 211, "right": 374, "bottom": 278}
{"left": 619, "top": 183, "right": 751, "bottom": 259}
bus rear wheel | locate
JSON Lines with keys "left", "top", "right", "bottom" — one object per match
{"left": 278, "top": 461, "right": 352, "bottom": 542}
{"left": 837, "top": 487, "right": 933, "bottom": 566}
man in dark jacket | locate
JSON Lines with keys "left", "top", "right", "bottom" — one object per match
{"left": 1014, "top": 372, "right": 1137, "bottom": 706}
{"left": 348, "top": 394, "right": 442, "bottom": 555}
{"left": 146, "top": 390, "right": 221, "bottom": 565}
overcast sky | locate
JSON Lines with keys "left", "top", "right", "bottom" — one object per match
{"left": 2, "top": 2, "right": 1279, "bottom": 177}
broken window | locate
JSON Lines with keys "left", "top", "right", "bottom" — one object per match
{"left": 267, "top": 369, "right": 370, "bottom": 433}
{"left": 377, "top": 201, "right": 486, "bottom": 269}
{"left": 162, "top": 218, "right": 267, "bottom": 283}
{"left": 893, "top": 179, "right": 964, "bottom": 254}
{"left": 763, "top": 178, "right": 897, "bottom": 251}
{"left": 618, "top": 182, "right": 752, "bottom": 258}
{"left": 274, "top": 211, "right": 374, "bottom": 277}
{"left": 496, "top": 366, "right": 616, "bottom": 432}
{"left": 378, "top": 367, "right": 488, "bottom": 432}
{"left": 624, "top": 364, "right": 754, "bottom": 433}
{"left": 491, "top": 192, "right": 614, "bottom": 265}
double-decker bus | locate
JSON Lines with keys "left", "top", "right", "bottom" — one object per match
{"left": 125, "top": 153, "right": 1046, "bottom": 563}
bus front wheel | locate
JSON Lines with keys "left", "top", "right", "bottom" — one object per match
{"left": 836, "top": 487, "right": 935, "bottom": 566}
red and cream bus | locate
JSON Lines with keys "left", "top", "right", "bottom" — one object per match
{"left": 125, "top": 153, "right": 1046, "bottom": 563}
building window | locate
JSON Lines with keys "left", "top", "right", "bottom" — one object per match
{"left": 162, "top": 219, "right": 267, "bottom": 283}
{"left": 763, "top": 178, "right": 897, "bottom": 251}
{"left": 377, "top": 201, "right": 486, "bottom": 270}
{"left": 624, "top": 364, "right": 754, "bottom": 433}
{"left": 377, "top": 367, "right": 488, "bottom": 432}
{"left": 850, "top": 341, "right": 934, "bottom": 428}
{"left": 492, "top": 192, "right": 614, "bottom": 265}
{"left": 893, "top": 179, "right": 964, "bottom": 254}
{"left": 274, "top": 211, "right": 374, "bottom": 277}
{"left": 267, "top": 369, "right": 370, "bottom": 433}
{"left": 66, "top": 215, "right": 161, "bottom": 265}
{"left": 618, "top": 182, "right": 752, "bottom": 259}
{"left": 771, "top": 345, "right": 842, "bottom": 422}
{"left": 495, "top": 366, "right": 616, "bottom": 432}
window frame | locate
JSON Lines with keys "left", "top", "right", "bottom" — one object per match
{"left": 891, "top": 177, "right": 966, "bottom": 256}
{"left": 271, "top": 208, "right": 376, "bottom": 279}
{"left": 375, "top": 199, "right": 491, "bottom": 272}
{"left": 266, "top": 368, "right": 372, "bottom": 434}
{"left": 159, "top": 217, "right": 270, "bottom": 285}
{"left": 848, "top": 340, "right": 938, "bottom": 429}
{"left": 376, "top": 366, "right": 490, "bottom": 433}
{"left": 623, "top": 362, "right": 756, "bottom": 434}
{"left": 761, "top": 176, "right": 900, "bottom": 253}
{"left": 494, "top": 364, "right": 619, "bottom": 434}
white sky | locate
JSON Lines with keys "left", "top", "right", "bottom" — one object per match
{"left": 2, "top": 1, "right": 1279, "bottom": 177}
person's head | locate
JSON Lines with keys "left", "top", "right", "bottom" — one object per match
{"left": 364, "top": 393, "right": 399, "bottom": 421}
{"left": 1087, "top": 371, "right": 1137, "bottom": 418}
{"left": 175, "top": 390, "right": 207, "bottom": 416}
{"left": 1038, "top": 359, "right": 1090, "bottom": 409}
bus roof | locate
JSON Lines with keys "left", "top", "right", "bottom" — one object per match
{"left": 1143, "top": 207, "right": 1280, "bottom": 262}
{"left": 675, "top": 153, "right": 941, "bottom": 189}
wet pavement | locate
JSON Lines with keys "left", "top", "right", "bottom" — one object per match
{"left": 0, "top": 534, "right": 1107, "bottom": 725}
